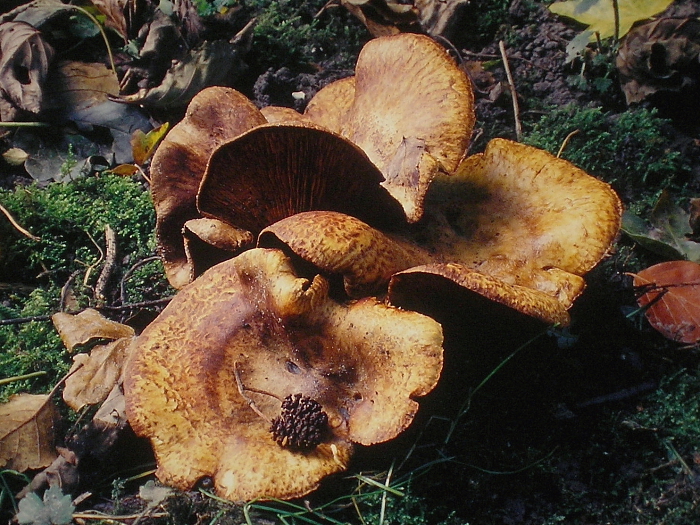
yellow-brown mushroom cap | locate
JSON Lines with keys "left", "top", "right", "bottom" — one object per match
{"left": 413, "top": 138, "right": 623, "bottom": 308}
{"left": 150, "top": 86, "right": 266, "bottom": 288}
{"left": 124, "top": 248, "right": 444, "bottom": 501}
{"left": 339, "top": 33, "right": 475, "bottom": 222}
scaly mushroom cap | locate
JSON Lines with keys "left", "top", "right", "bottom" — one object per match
{"left": 198, "top": 122, "right": 404, "bottom": 235}
{"left": 124, "top": 248, "right": 443, "bottom": 501}
{"left": 412, "top": 138, "right": 623, "bottom": 308}
{"left": 257, "top": 140, "right": 622, "bottom": 325}
{"left": 303, "top": 76, "right": 356, "bottom": 132}
{"left": 260, "top": 210, "right": 433, "bottom": 297}
{"left": 339, "top": 33, "right": 475, "bottom": 222}
{"left": 150, "top": 86, "right": 266, "bottom": 288}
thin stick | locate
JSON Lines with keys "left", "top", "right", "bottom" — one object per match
{"left": 611, "top": 0, "right": 620, "bottom": 43}
{"left": 234, "top": 362, "right": 272, "bottom": 423}
{"left": 557, "top": 130, "right": 580, "bottom": 158}
{"left": 95, "top": 225, "right": 117, "bottom": 306}
{"left": 0, "top": 204, "right": 39, "bottom": 241}
{"left": 0, "top": 371, "right": 47, "bottom": 386}
{"left": 499, "top": 40, "right": 522, "bottom": 141}
{"left": 0, "top": 298, "right": 174, "bottom": 326}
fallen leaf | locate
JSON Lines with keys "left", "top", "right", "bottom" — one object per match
{"left": 621, "top": 192, "right": 700, "bottom": 262}
{"left": 131, "top": 122, "right": 170, "bottom": 165}
{"left": 549, "top": 0, "right": 675, "bottom": 40}
{"left": 0, "top": 393, "right": 58, "bottom": 472}
{"left": 3, "top": 147, "right": 28, "bottom": 166}
{"left": 633, "top": 260, "right": 700, "bottom": 344}
{"left": 108, "top": 163, "right": 140, "bottom": 176}
{"left": 52, "top": 308, "right": 135, "bottom": 352}
{"left": 0, "top": 21, "right": 54, "bottom": 115}
{"left": 616, "top": 17, "right": 700, "bottom": 105}
{"left": 89, "top": 0, "right": 135, "bottom": 41}
{"left": 112, "top": 39, "right": 248, "bottom": 109}
{"left": 63, "top": 337, "right": 134, "bottom": 411}
{"left": 139, "top": 480, "right": 173, "bottom": 507}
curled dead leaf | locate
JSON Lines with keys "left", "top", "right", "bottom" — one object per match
{"left": 0, "top": 393, "right": 58, "bottom": 472}
{"left": 0, "top": 21, "right": 54, "bottom": 117}
{"left": 633, "top": 260, "right": 700, "bottom": 344}
{"left": 52, "top": 308, "right": 135, "bottom": 352}
{"left": 63, "top": 337, "right": 134, "bottom": 411}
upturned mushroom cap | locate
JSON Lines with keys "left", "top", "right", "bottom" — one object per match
{"left": 197, "top": 122, "right": 404, "bottom": 235}
{"left": 338, "top": 33, "right": 475, "bottom": 222}
{"left": 150, "top": 86, "right": 266, "bottom": 288}
{"left": 303, "top": 76, "right": 356, "bottom": 132}
{"left": 124, "top": 248, "right": 443, "bottom": 501}
{"left": 411, "top": 138, "right": 623, "bottom": 308}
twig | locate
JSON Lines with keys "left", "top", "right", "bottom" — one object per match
{"left": 0, "top": 298, "right": 173, "bottom": 326}
{"left": 0, "top": 203, "right": 40, "bottom": 241}
{"left": 0, "top": 122, "right": 50, "bottom": 127}
{"left": 234, "top": 362, "right": 273, "bottom": 422}
{"left": 611, "top": 0, "right": 620, "bottom": 43}
{"left": 0, "top": 314, "right": 51, "bottom": 325}
{"left": 0, "top": 371, "right": 47, "bottom": 386}
{"left": 95, "top": 225, "right": 117, "bottom": 307}
{"left": 59, "top": 269, "right": 82, "bottom": 312}
{"left": 557, "top": 130, "right": 580, "bottom": 158}
{"left": 499, "top": 40, "right": 522, "bottom": 141}
{"left": 97, "top": 297, "right": 173, "bottom": 311}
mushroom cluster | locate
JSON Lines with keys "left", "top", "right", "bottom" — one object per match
{"left": 124, "top": 33, "right": 623, "bottom": 502}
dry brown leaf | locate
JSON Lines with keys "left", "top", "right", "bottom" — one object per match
{"left": 63, "top": 337, "right": 134, "bottom": 411}
{"left": 617, "top": 17, "right": 700, "bottom": 105}
{"left": 44, "top": 61, "right": 120, "bottom": 112}
{"left": 52, "top": 308, "right": 135, "bottom": 352}
{"left": 0, "top": 393, "right": 58, "bottom": 472}
{"left": 89, "top": 0, "right": 134, "bottom": 41}
{"left": 633, "top": 260, "right": 700, "bottom": 344}
{"left": 0, "top": 21, "right": 53, "bottom": 116}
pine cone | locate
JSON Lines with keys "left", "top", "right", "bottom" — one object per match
{"left": 270, "top": 393, "right": 329, "bottom": 450}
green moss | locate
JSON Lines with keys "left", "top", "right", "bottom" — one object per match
{"left": 246, "top": 0, "right": 365, "bottom": 71}
{"left": 523, "top": 105, "right": 687, "bottom": 202}
{"left": 0, "top": 175, "right": 168, "bottom": 400}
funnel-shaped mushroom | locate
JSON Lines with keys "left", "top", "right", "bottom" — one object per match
{"left": 124, "top": 248, "right": 443, "bottom": 501}
{"left": 260, "top": 139, "right": 622, "bottom": 325}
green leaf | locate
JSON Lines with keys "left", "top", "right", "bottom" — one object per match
{"left": 549, "top": 0, "right": 675, "bottom": 40}
{"left": 621, "top": 193, "right": 700, "bottom": 262}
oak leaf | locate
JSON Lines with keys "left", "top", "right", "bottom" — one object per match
{"left": 633, "top": 260, "right": 700, "bottom": 344}
{"left": 0, "top": 393, "right": 58, "bottom": 472}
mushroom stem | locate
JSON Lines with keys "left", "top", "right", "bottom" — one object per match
{"left": 233, "top": 362, "right": 273, "bottom": 423}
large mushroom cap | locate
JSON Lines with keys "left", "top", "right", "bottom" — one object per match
{"left": 150, "top": 86, "right": 266, "bottom": 288}
{"left": 410, "top": 138, "right": 623, "bottom": 308}
{"left": 124, "top": 248, "right": 443, "bottom": 501}
{"left": 339, "top": 33, "right": 475, "bottom": 222}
